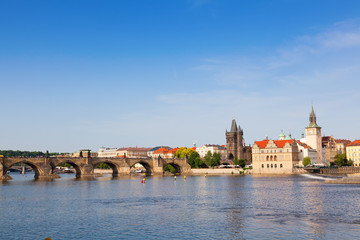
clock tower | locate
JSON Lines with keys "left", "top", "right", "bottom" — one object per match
{"left": 305, "top": 106, "right": 323, "bottom": 164}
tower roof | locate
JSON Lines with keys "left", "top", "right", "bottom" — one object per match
{"left": 230, "top": 119, "right": 237, "bottom": 132}
{"left": 307, "top": 106, "right": 321, "bottom": 128}
{"left": 279, "top": 130, "right": 285, "bottom": 138}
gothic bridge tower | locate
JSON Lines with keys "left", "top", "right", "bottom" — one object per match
{"left": 226, "top": 119, "right": 245, "bottom": 160}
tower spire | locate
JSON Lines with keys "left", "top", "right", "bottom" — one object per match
{"left": 308, "top": 106, "right": 319, "bottom": 127}
{"left": 230, "top": 119, "right": 237, "bottom": 132}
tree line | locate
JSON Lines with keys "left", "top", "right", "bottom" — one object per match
{"left": 174, "top": 148, "right": 246, "bottom": 169}
{"left": 0, "top": 150, "right": 68, "bottom": 157}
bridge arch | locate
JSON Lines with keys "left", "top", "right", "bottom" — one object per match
{"left": 52, "top": 160, "right": 82, "bottom": 177}
{"left": 5, "top": 160, "right": 42, "bottom": 179}
{"left": 93, "top": 161, "right": 119, "bottom": 177}
{"left": 163, "top": 163, "right": 181, "bottom": 175}
{"left": 130, "top": 161, "right": 152, "bottom": 175}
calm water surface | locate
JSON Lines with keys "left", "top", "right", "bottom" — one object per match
{"left": 1, "top": 173, "right": 360, "bottom": 239}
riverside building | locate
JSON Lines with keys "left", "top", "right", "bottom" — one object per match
{"left": 346, "top": 140, "right": 360, "bottom": 166}
{"left": 299, "top": 106, "right": 324, "bottom": 164}
{"left": 196, "top": 144, "right": 227, "bottom": 159}
{"left": 252, "top": 136, "right": 300, "bottom": 174}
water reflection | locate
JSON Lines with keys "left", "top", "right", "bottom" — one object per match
{"left": 1, "top": 173, "right": 360, "bottom": 239}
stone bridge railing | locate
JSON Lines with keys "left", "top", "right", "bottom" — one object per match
{"left": 319, "top": 166, "right": 360, "bottom": 174}
{"left": 0, "top": 156, "right": 191, "bottom": 181}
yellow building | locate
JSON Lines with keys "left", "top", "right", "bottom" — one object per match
{"left": 252, "top": 138, "right": 300, "bottom": 174}
{"left": 346, "top": 140, "right": 360, "bottom": 166}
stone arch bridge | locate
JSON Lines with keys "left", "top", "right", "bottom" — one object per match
{"left": 0, "top": 156, "right": 191, "bottom": 180}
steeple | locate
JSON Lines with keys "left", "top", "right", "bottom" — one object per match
{"left": 308, "top": 106, "right": 320, "bottom": 128}
{"left": 230, "top": 119, "right": 237, "bottom": 132}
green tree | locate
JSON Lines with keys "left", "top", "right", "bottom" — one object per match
{"left": 97, "top": 163, "right": 111, "bottom": 169}
{"left": 164, "top": 164, "right": 175, "bottom": 174}
{"left": 234, "top": 158, "right": 246, "bottom": 168}
{"left": 175, "top": 147, "right": 195, "bottom": 158}
{"left": 188, "top": 151, "right": 205, "bottom": 168}
{"left": 334, "top": 153, "right": 348, "bottom": 167}
{"left": 211, "top": 152, "right": 221, "bottom": 167}
{"left": 59, "top": 163, "right": 72, "bottom": 168}
{"left": 204, "top": 151, "right": 213, "bottom": 166}
{"left": 302, "top": 157, "right": 311, "bottom": 166}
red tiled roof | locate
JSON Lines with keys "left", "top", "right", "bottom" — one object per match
{"left": 254, "top": 139, "right": 294, "bottom": 149}
{"left": 169, "top": 148, "right": 179, "bottom": 154}
{"left": 153, "top": 147, "right": 170, "bottom": 154}
{"left": 336, "top": 139, "right": 351, "bottom": 144}
{"left": 322, "top": 136, "right": 332, "bottom": 141}
{"left": 296, "top": 140, "right": 313, "bottom": 149}
{"left": 347, "top": 140, "right": 360, "bottom": 147}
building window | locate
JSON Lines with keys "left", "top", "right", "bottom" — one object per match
{"left": 262, "top": 164, "right": 264, "bottom": 168}
{"left": 275, "top": 164, "right": 277, "bottom": 168}
{"left": 280, "top": 164, "right": 283, "bottom": 168}
{"left": 267, "top": 164, "right": 269, "bottom": 168}
{"left": 271, "top": 164, "right": 273, "bottom": 168}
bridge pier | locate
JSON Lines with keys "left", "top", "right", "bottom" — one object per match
{"left": 37, "top": 163, "right": 59, "bottom": 180}
{"left": 152, "top": 158, "right": 164, "bottom": 175}
{"left": 78, "top": 164, "right": 95, "bottom": 178}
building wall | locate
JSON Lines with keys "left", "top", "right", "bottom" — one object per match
{"left": 305, "top": 127, "right": 323, "bottom": 164}
{"left": 196, "top": 145, "right": 227, "bottom": 159}
{"left": 347, "top": 146, "right": 360, "bottom": 167}
{"left": 252, "top": 140, "right": 299, "bottom": 174}
{"left": 97, "top": 148, "right": 118, "bottom": 158}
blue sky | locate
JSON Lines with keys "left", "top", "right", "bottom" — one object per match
{"left": 1, "top": 0, "right": 360, "bottom": 152}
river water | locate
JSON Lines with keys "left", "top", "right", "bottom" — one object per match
{"left": 1, "top": 173, "right": 360, "bottom": 240}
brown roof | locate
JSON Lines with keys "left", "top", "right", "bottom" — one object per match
{"left": 335, "top": 139, "right": 351, "bottom": 144}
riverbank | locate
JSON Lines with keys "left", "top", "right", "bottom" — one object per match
{"left": 190, "top": 168, "right": 250, "bottom": 175}
{"left": 94, "top": 168, "right": 250, "bottom": 175}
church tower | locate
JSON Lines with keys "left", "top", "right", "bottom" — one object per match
{"left": 225, "top": 119, "right": 244, "bottom": 160}
{"left": 305, "top": 106, "right": 323, "bottom": 164}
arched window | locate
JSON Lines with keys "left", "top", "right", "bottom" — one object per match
{"left": 270, "top": 156, "right": 273, "bottom": 161}
{"left": 280, "top": 164, "right": 283, "bottom": 168}
{"left": 274, "top": 156, "right": 277, "bottom": 161}
{"left": 267, "top": 164, "right": 269, "bottom": 168}
{"left": 266, "top": 156, "right": 269, "bottom": 161}
{"left": 275, "top": 164, "right": 277, "bottom": 168}
{"left": 271, "top": 164, "right": 273, "bottom": 168}
{"left": 262, "top": 164, "right": 264, "bottom": 168}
